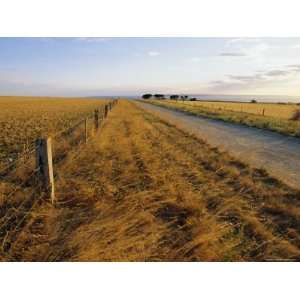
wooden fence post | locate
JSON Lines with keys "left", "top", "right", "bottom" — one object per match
{"left": 104, "top": 105, "right": 108, "bottom": 118}
{"left": 100, "top": 107, "right": 104, "bottom": 122}
{"left": 262, "top": 108, "right": 265, "bottom": 116}
{"left": 94, "top": 109, "right": 99, "bottom": 131}
{"left": 85, "top": 118, "right": 88, "bottom": 143}
{"left": 36, "top": 137, "right": 55, "bottom": 204}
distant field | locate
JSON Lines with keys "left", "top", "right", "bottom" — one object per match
{"left": 147, "top": 100, "right": 300, "bottom": 137}
{"left": 179, "top": 100, "right": 300, "bottom": 119}
{"left": 0, "top": 96, "right": 107, "bottom": 165}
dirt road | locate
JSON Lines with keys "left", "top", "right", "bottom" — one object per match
{"left": 138, "top": 101, "right": 300, "bottom": 189}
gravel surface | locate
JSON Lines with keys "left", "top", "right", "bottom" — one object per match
{"left": 138, "top": 101, "right": 300, "bottom": 189}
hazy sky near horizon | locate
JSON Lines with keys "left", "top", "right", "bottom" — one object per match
{"left": 1, "top": 37, "right": 300, "bottom": 97}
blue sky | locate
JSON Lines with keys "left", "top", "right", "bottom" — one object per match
{"left": 1, "top": 37, "right": 300, "bottom": 96}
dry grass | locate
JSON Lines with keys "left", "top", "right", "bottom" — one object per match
{"left": 172, "top": 100, "right": 300, "bottom": 119}
{"left": 1, "top": 100, "right": 299, "bottom": 261}
{"left": 0, "top": 96, "right": 108, "bottom": 166}
{"left": 290, "top": 109, "right": 300, "bottom": 121}
{"left": 147, "top": 100, "right": 300, "bottom": 137}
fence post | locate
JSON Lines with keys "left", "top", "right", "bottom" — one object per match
{"left": 94, "top": 109, "right": 99, "bottom": 131}
{"left": 35, "top": 137, "right": 55, "bottom": 204}
{"left": 104, "top": 105, "right": 108, "bottom": 118}
{"left": 262, "top": 108, "right": 265, "bottom": 116}
{"left": 100, "top": 107, "right": 104, "bottom": 123}
{"left": 85, "top": 118, "right": 88, "bottom": 143}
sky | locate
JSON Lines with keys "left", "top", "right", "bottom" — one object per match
{"left": 1, "top": 37, "right": 300, "bottom": 97}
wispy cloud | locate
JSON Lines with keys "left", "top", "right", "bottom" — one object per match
{"left": 219, "top": 52, "right": 246, "bottom": 57}
{"left": 265, "top": 70, "right": 289, "bottom": 77}
{"left": 148, "top": 51, "right": 160, "bottom": 57}
{"left": 225, "top": 38, "right": 262, "bottom": 47}
{"left": 209, "top": 64, "right": 300, "bottom": 92}
{"left": 287, "top": 64, "right": 300, "bottom": 71}
{"left": 223, "top": 38, "right": 270, "bottom": 59}
{"left": 190, "top": 52, "right": 246, "bottom": 61}
{"left": 75, "top": 37, "right": 110, "bottom": 43}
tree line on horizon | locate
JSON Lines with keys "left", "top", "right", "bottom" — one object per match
{"left": 142, "top": 94, "right": 197, "bottom": 101}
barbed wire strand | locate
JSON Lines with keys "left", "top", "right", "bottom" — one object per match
{"left": 0, "top": 146, "right": 36, "bottom": 175}
{"left": 0, "top": 102, "right": 117, "bottom": 248}
{"left": 0, "top": 104, "right": 108, "bottom": 175}
{"left": 2, "top": 167, "right": 41, "bottom": 204}
{"left": 1, "top": 186, "right": 45, "bottom": 254}
{"left": 0, "top": 101, "right": 115, "bottom": 203}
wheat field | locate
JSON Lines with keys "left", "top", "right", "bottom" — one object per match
{"left": 0, "top": 96, "right": 108, "bottom": 168}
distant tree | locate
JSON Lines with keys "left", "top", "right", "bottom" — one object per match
{"left": 250, "top": 99, "right": 257, "bottom": 103}
{"left": 142, "top": 93, "right": 152, "bottom": 99}
{"left": 170, "top": 95, "right": 179, "bottom": 100}
{"left": 181, "top": 95, "right": 189, "bottom": 101}
{"left": 190, "top": 98, "right": 197, "bottom": 101}
{"left": 154, "top": 94, "right": 165, "bottom": 100}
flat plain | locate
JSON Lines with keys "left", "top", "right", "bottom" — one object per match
{"left": 0, "top": 99, "right": 300, "bottom": 261}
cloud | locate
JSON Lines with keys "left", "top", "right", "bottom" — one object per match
{"left": 190, "top": 52, "right": 246, "bottom": 61}
{"left": 148, "top": 51, "right": 160, "bottom": 57}
{"left": 287, "top": 64, "right": 300, "bottom": 71}
{"left": 75, "top": 37, "right": 110, "bottom": 43}
{"left": 219, "top": 52, "right": 246, "bottom": 57}
{"left": 208, "top": 76, "right": 267, "bottom": 93}
{"left": 228, "top": 74, "right": 264, "bottom": 82}
{"left": 265, "top": 70, "right": 289, "bottom": 77}
{"left": 208, "top": 64, "right": 300, "bottom": 93}
{"left": 225, "top": 38, "right": 262, "bottom": 47}
{"left": 223, "top": 38, "right": 271, "bottom": 60}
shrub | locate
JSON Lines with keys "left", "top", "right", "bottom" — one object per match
{"left": 290, "top": 109, "right": 300, "bottom": 121}
{"left": 142, "top": 94, "right": 152, "bottom": 99}
{"left": 154, "top": 94, "right": 165, "bottom": 99}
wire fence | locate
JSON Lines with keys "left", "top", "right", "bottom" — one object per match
{"left": 0, "top": 99, "right": 118, "bottom": 256}
{"left": 1, "top": 101, "right": 116, "bottom": 177}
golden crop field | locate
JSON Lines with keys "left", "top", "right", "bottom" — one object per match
{"left": 0, "top": 96, "right": 108, "bottom": 165}
{"left": 168, "top": 100, "right": 300, "bottom": 119}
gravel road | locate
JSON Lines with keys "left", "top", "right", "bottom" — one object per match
{"left": 138, "top": 101, "right": 300, "bottom": 189}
